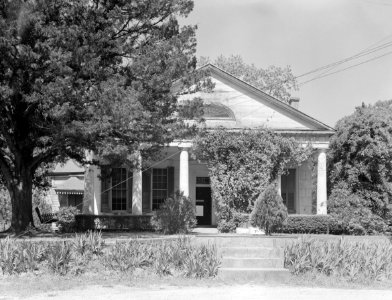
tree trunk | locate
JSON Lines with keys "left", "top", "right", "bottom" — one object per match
{"left": 8, "top": 169, "right": 34, "bottom": 234}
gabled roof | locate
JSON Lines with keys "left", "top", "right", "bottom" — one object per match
{"left": 196, "top": 63, "right": 334, "bottom": 132}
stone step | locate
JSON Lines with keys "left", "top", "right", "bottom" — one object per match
{"left": 222, "top": 257, "right": 283, "bottom": 268}
{"left": 219, "top": 267, "right": 290, "bottom": 282}
{"left": 220, "top": 246, "right": 278, "bottom": 258}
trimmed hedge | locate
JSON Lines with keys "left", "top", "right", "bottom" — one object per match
{"left": 75, "top": 215, "right": 153, "bottom": 231}
{"left": 273, "top": 214, "right": 344, "bottom": 234}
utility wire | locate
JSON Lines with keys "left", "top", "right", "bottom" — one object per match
{"left": 299, "top": 50, "right": 392, "bottom": 86}
{"left": 296, "top": 39, "right": 392, "bottom": 78}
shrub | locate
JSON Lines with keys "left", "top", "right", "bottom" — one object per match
{"left": 57, "top": 206, "right": 79, "bottom": 233}
{"left": 250, "top": 184, "right": 288, "bottom": 235}
{"left": 273, "top": 215, "right": 343, "bottom": 234}
{"left": 285, "top": 236, "right": 392, "bottom": 282}
{"left": 328, "top": 184, "right": 388, "bottom": 235}
{"left": 151, "top": 191, "right": 196, "bottom": 234}
{"left": 182, "top": 243, "right": 220, "bottom": 278}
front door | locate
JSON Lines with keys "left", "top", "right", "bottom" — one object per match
{"left": 281, "top": 169, "right": 296, "bottom": 213}
{"left": 196, "top": 186, "right": 212, "bottom": 225}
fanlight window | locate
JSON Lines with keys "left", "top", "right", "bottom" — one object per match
{"left": 203, "top": 103, "right": 235, "bottom": 120}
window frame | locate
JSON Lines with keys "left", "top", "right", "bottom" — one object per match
{"left": 151, "top": 168, "right": 169, "bottom": 210}
{"left": 109, "top": 167, "right": 129, "bottom": 212}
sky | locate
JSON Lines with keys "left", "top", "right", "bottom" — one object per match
{"left": 182, "top": 0, "right": 392, "bottom": 127}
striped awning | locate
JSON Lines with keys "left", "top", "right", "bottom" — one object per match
{"left": 54, "top": 176, "right": 84, "bottom": 195}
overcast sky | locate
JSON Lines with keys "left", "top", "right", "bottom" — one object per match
{"left": 183, "top": 0, "right": 392, "bottom": 127}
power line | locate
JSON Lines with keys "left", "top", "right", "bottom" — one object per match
{"left": 296, "top": 39, "right": 392, "bottom": 78}
{"left": 299, "top": 50, "right": 392, "bottom": 86}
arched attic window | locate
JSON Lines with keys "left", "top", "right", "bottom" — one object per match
{"left": 203, "top": 103, "right": 235, "bottom": 120}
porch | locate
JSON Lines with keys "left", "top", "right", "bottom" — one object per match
{"left": 82, "top": 141, "right": 328, "bottom": 226}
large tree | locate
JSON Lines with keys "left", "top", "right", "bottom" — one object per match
{"left": 0, "top": 0, "right": 205, "bottom": 233}
{"left": 328, "top": 100, "right": 392, "bottom": 231}
{"left": 198, "top": 55, "right": 298, "bottom": 103}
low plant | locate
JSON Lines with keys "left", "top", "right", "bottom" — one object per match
{"left": 102, "top": 241, "right": 152, "bottom": 273}
{"left": 250, "top": 184, "right": 288, "bottom": 235}
{"left": 0, "top": 238, "right": 47, "bottom": 275}
{"left": 151, "top": 191, "right": 196, "bottom": 234}
{"left": 73, "top": 230, "right": 105, "bottom": 256}
{"left": 182, "top": 243, "right": 220, "bottom": 278}
{"left": 57, "top": 206, "right": 79, "bottom": 233}
{"left": 46, "top": 241, "right": 73, "bottom": 275}
{"left": 285, "top": 236, "right": 392, "bottom": 282}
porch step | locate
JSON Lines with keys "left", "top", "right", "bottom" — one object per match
{"left": 220, "top": 246, "right": 278, "bottom": 258}
{"left": 196, "top": 236, "right": 277, "bottom": 247}
{"left": 222, "top": 257, "right": 283, "bottom": 268}
{"left": 219, "top": 268, "right": 290, "bottom": 282}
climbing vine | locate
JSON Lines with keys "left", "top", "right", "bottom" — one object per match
{"left": 193, "top": 128, "right": 311, "bottom": 232}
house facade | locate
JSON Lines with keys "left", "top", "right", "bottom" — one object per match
{"left": 81, "top": 64, "right": 334, "bottom": 226}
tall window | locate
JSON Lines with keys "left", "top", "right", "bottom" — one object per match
{"left": 111, "top": 168, "right": 127, "bottom": 211}
{"left": 152, "top": 168, "right": 168, "bottom": 210}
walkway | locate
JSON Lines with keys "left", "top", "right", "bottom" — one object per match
{"left": 18, "top": 285, "right": 392, "bottom": 300}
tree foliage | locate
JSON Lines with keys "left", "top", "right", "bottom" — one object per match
{"left": 250, "top": 184, "right": 288, "bottom": 235}
{"left": 198, "top": 55, "right": 298, "bottom": 102}
{"left": 0, "top": 0, "right": 205, "bottom": 232}
{"left": 193, "top": 128, "right": 310, "bottom": 232}
{"left": 328, "top": 100, "right": 392, "bottom": 231}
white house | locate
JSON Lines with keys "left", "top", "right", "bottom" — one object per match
{"left": 81, "top": 64, "right": 334, "bottom": 226}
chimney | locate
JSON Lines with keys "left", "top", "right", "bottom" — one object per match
{"left": 289, "top": 97, "right": 300, "bottom": 110}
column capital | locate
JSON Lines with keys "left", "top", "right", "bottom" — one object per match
{"left": 178, "top": 142, "right": 192, "bottom": 150}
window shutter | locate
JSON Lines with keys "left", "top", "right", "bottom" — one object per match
{"left": 167, "top": 166, "right": 175, "bottom": 197}
{"left": 127, "top": 170, "right": 133, "bottom": 213}
{"left": 100, "top": 166, "right": 111, "bottom": 213}
{"left": 142, "top": 171, "right": 151, "bottom": 212}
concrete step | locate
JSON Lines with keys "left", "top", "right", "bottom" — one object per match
{"left": 222, "top": 257, "right": 283, "bottom": 268}
{"left": 220, "top": 246, "right": 278, "bottom": 258}
{"left": 219, "top": 267, "right": 290, "bottom": 282}
{"left": 195, "top": 236, "right": 277, "bottom": 247}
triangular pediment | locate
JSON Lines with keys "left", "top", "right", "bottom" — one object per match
{"left": 178, "top": 64, "right": 334, "bottom": 132}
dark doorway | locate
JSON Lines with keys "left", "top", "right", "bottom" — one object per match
{"left": 281, "top": 169, "right": 296, "bottom": 213}
{"left": 195, "top": 186, "right": 212, "bottom": 225}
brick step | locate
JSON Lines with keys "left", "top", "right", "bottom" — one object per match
{"left": 220, "top": 246, "right": 279, "bottom": 258}
{"left": 222, "top": 257, "right": 283, "bottom": 268}
{"left": 219, "top": 267, "right": 290, "bottom": 282}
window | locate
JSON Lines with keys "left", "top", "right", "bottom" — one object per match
{"left": 111, "top": 168, "right": 127, "bottom": 211}
{"left": 196, "top": 177, "right": 210, "bottom": 185}
{"left": 152, "top": 168, "right": 168, "bottom": 210}
{"left": 203, "top": 103, "right": 235, "bottom": 120}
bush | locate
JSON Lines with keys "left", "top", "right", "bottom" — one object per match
{"left": 57, "top": 206, "right": 79, "bottom": 233}
{"left": 273, "top": 215, "right": 343, "bottom": 234}
{"left": 151, "top": 191, "right": 196, "bottom": 234}
{"left": 328, "top": 184, "right": 388, "bottom": 235}
{"left": 250, "top": 184, "right": 288, "bottom": 235}
{"left": 285, "top": 236, "right": 392, "bottom": 282}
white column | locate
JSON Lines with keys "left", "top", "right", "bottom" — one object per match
{"left": 132, "top": 152, "right": 142, "bottom": 215}
{"left": 93, "top": 166, "right": 101, "bottom": 215}
{"left": 83, "top": 151, "right": 101, "bottom": 215}
{"left": 179, "top": 146, "right": 190, "bottom": 197}
{"left": 317, "top": 149, "right": 327, "bottom": 215}
{"left": 277, "top": 175, "right": 282, "bottom": 196}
